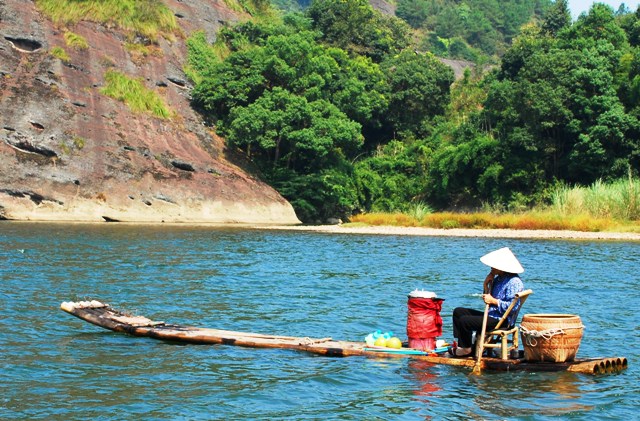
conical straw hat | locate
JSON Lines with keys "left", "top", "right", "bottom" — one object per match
{"left": 480, "top": 247, "right": 524, "bottom": 274}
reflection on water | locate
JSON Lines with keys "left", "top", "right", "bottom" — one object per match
{"left": 0, "top": 222, "right": 638, "bottom": 419}
{"left": 405, "top": 360, "right": 441, "bottom": 404}
{"left": 469, "top": 371, "right": 594, "bottom": 418}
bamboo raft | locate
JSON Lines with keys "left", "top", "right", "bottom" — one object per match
{"left": 61, "top": 300, "right": 628, "bottom": 375}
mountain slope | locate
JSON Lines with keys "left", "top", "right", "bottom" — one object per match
{"left": 0, "top": 0, "right": 299, "bottom": 224}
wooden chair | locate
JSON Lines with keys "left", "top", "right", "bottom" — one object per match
{"left": 481, "top": 289, "right": 533, "bottom": 360}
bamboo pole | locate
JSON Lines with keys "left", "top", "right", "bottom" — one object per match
{"left": 471, "top": 303, "right": 490, "bottom": 375}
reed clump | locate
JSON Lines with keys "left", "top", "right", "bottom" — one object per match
{"left": 551, "top": 178, "right": 640, "bottom": 221}
{"left": 407, "top": 201, "right": 433, "bottom": 221}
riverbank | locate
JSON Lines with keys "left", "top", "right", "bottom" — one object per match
{"left": 3, "top": 219, "right": 640, "bottom": 240}
{"left": 257, "top": 224, "right": 640, "bottom": 241}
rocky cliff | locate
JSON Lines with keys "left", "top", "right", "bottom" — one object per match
{"left": 0, "top": 0, "right": 300, "bottom": 224}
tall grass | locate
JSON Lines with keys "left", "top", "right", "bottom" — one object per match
{"left": 35, "top": 0, "right": 178, "bottom": 41}
{"left": 351, "top": 211, "right": 615, "bottom": 232}
{"left": 550, "top": 177, "right": 640, "bottom": 221}
{"left": 100, "top": 70, "right": 171, "bottom": 119}
{"left": 350, "top": 177, "right": 640, "bottom": 232}
{"left": 350, "top": 212, "right": 420, "bottom": 227}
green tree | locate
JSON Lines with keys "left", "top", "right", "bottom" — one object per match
{"left": 225, "top": 87, "right": 363, "bottom": 221}
{"left": 408, "top": 0, "right": 552, "bottom": 61}
{"left": 188, "top": 0, "right": 640, "bottom": 218}
{"left": 564, "top": 3, "right": 628, "bottom": 50}
{"left": 482, "top": 4, "right": 639, "bottom": 195}
{"left": 381, "top": 50, "right": 454, "bottom": 137}
{"left": 354, "top": 140, "right": 431, "bottom": 211}
{"left": 428, "top": 130, "right": 504, "bottom": 207}
{"left": 191, "top": 47, "right": 269, "bottom": 121}
{"left": 272, "top": 168, "right": 358, "bottom": 222}
{"left": 396, "top": 0, "right": 431, "bottom": 29}
{"left": 424, "top": 2, "right": 640, "bottom": 209}
{"left": 620, "top": 47, "right": 640, "bottom": 114}
{"left": 541, "top": 0, "right": 571, "bottom": 36}
{"left": 306, "top": 0, "right": 410, "bottom": 62}
{"left": 448, "top": 68, "right": 488, "bottom": 125}
{"left": 226, "top": 87, "right": 362, "bottom": 172}
{"left": 325, "top": 54, "right": 389, "bottom": 137}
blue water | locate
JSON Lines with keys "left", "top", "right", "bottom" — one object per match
{"left": 0, "top": 222, "right": 638, "bottom": 419}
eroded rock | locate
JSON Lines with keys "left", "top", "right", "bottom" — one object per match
{"left": 0, "top": 188, "right": 63, "bottom": 205}
{"left": 5, "top": 138, "right": 58, "bottom": 158}
{"left": 4, "top": 36, "right": 42, "bottom": 52}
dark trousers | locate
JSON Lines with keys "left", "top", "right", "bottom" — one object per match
{"left": 452, "top": 307, "right": 500, "bottom": 348}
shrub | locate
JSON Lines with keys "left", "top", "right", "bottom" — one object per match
{"left": 441, "top": 219, "right": 460, "bottom": 229}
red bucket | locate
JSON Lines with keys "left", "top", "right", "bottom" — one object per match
{"left": 407, "top": 295, "right": 444, "bottom": 351}
{"left": 409, "top": 337, "right": 436, "bottom": 351}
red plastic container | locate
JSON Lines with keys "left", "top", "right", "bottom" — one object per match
{"left": 406, "top": 295, "right": 444, "bottom": 351}
{"left": 408, "top": 337, "right": 436, "bottom": 351}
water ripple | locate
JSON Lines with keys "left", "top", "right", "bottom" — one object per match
{"left": 0, "top": 223, "right": 638, "bottom": 419}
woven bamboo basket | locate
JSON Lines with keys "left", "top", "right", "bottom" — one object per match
{"left": 520, "top": 314, "right": 584, "bottom": 363}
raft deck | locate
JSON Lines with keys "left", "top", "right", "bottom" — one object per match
{"left": 61, "top": 300, "right": 627, "bottom": 375}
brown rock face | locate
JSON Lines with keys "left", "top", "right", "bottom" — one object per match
{"left": 0, "top": 0, "right": 300, "bottom": 224}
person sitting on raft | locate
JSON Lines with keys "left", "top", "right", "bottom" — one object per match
{"left": 449, "top": 247, "right": 525, "bottom": 357}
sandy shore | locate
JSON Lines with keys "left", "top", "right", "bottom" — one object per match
{"left": 4, "top": 216, "right": 639, "bottom": 240}
{"left": 256, "top": 224, "right": 640, "bottom": 241}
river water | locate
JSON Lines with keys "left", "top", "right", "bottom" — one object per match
{"left": 0, "top": 222, "right": 638, "bottom": 419}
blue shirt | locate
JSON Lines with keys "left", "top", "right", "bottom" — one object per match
{"left": 488, "top": 273, "right": 524, "bottom": 327}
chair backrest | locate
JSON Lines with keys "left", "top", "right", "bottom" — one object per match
{"left": 491, "top": 289, "right": 533, "bottom": 331}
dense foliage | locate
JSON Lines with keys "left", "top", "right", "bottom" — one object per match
{"left": 306, "top": 0, "right": 411, "bottom": 62}
{"left": 396, "top": 0, "right": 552, "bottom": 62}
{"left": 190, "top": 0, "right": 640, "bottom": 222}
{"left": 427, "top": 3, "right": 640, "bottom": 209}
{"left": 191, "top": 2, "right": 452, "bottom": 221}
{"left": 271, "top": 0, "right": 553, "bottom": 62}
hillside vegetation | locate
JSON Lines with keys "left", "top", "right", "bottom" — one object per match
{"left": 273, "top": 0, "right": 552, "bottom": 63}
{"left": 188, "top": 0, "right": 640, "bottom": 223}
{"left": 33, "top": 0, "right": 639, "bottom": 226}
{"left": 396, "top": 0, "right": 551, "bottom": 62}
